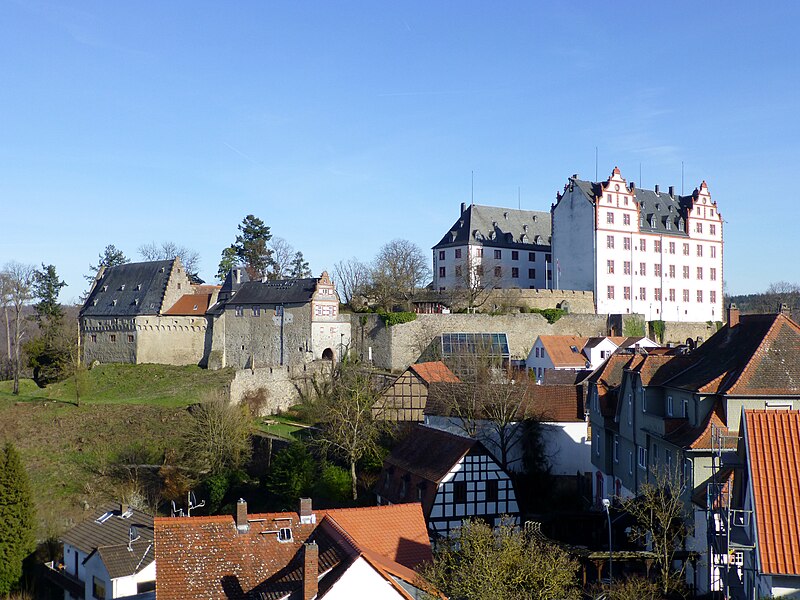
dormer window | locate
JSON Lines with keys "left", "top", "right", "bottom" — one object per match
{"left": 523, "top": 224, "right": 528, "bottom": 232}
{"left": 277, "top": 528, "right": 293, "bottom": 542}
{"left": 102, "top": 285, "right": 108, "bottom": 292}
{"left": 120, "top": 284, "right": 125, "bottom": 291}
{"left": 112, "top": 299, "right": 118, "bottom": 306}
{"left": 136, "top": 284, "right": 142, "bottom": 290}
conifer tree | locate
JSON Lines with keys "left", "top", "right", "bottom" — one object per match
{"left": 0, "top": 443, "right": 36, "bottom": 594}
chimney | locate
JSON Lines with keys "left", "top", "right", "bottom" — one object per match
{"left": 120, "top": 502, "right": 129, "bottom": 515}
{"left": 235, "top": 268, "right": 241, "bottom": 284}
{"left": 460, "top": 202, "right": 466, "bottom": 214}
{"left": 727, "top": 303, "right": 740, "bottom": 328}
{"left": 779, "top": 302, "right": 791, "bottom": 315}
{"left": 303, "top": 542, "right": 319, "bottom": 600}
{"left": 299, "top": 498, "right": 316, "bottom": 525}
{"left": 235, "top": 498, "right": 249, "bottom": 533}
{"left": 669, "top": 185, "right": 675, "bottom": 197}
{"left": 630, "top": 181, "right": 636, "bottom": 191}
{"left": 654, "top": 184, "right": 660, "bottom": 194}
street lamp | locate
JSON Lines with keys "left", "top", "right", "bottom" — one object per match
{"left": 602, "top": 498, "right": 613, "bottom": 583}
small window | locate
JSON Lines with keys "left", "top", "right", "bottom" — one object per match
{"left": 127, "top": 334, "right": 134, "bottom": 343}
{"left": 453, "top": 481, "right": 467, "bottom": 503}
{"left": 528, "top": 268, "right": 536, "bottom": 279}
{"left": 91, "top": 334, "right": 97, "bottom": 343}
{"left": 528, "top": 252, "right": 535, "bottom": 261}
{"left": 613, "top": 436, "right": 619, "bottom": 463}
{"left": 486, "top": 479, "right": 499, "bottom": 502}
{"left": 494, "top": 266, "right": 502, "bottom": 277}
{"left": 235, "top": 306, "right": 243, "bottom": 317}
{"left": 638, "top": 446, "right": 647, "bottom": 469}
{"left": 93, "top": 576, "right": 106, "bottom": 599}
{"left": 511, "top": 250, "right": 519, "bottom": 260}
{"left": 109, "top": 334, "right": 116, "bottom": 343}
{"left": 628, "top": 452, "right": 634, "bottom": 475}
{"left": 439, "top": 250, "right": 445, "bottom": 260}
{"left": 177, "top": 283, "right": 181, "bottom": 290}
{"left": 455, "top": 248, "right": 462, "bottom": 259}
{"left": 278, "top": 527, "right": 293, "bottom": 542}
{"left": 511, "top": 267, "right": 519, "bottom": 278}
{"left": 252, "top": 305, "right": 261, "bottom": 317}
{"left": 667, "top": 396, "right": 673, "bottom": 416}
{"left": 682, "top": 399, "right": 689, "bottom": 419}
{"left": 494, "top": 249, "right": 502, "bottom": 259}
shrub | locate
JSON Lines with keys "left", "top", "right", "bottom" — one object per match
{"left": 650, "top": 320, "right": 666, "bottom": 343}
{"left": 623, "top": 315, "right": 646, "bottom": 337}
{"left": 263, "top": 442, "right": 315, "bottom": 509}
{"left": 378, "top": 311, "right": 417, "bottom": 327}
{"left": 531, "top": 308, "right": 566, "bottom": 324}
{"left": 313, "top": 464, "right": 352, "bottom": 504}
{"left": 202, "top": 472, "right": 231, "bottom": 514}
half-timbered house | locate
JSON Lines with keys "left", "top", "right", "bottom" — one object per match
{"left": 375, "top": 424, "right": 519, "bottom": 538}
{"left": 372, "top": 361, "right": 460, "bottom": 422}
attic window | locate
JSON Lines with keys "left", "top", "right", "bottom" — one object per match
{"left": 159, "top": 267, "right": 165, "bottom": 273}
{"left": 95, "top": 511, "right": 114, "bottom": 524}
{"left": 133, "top": 299, "right": 139, "bottom": 306}
{"left": 136, "top": 284, "right": 142, "bottom": 290}
{"left": 570, "top": 345, "right": 578, "bottom": 353}
{"left": 193, "top": 304, "right": 198, "bottom": 311}
{"left": 112, "top": 299, "right": 118, "bottom": 306}
{"left": 92, "top": 299, "right": 98, "bottom": 306}
{"left": 532, "top": 215, "right": 537, "bottom": 222}
{"left": 120, "top": 284, "right": 126, "bottom": 291}
{"left": 503, "top": 212, "right": 508, "bottom": 219}
{"left": 277, "top": 528, "right": 293, "bottom": 542}
{"left": 450, "top": 231, "right": 457, "bottom": 242}
{"left": 102, "top": 285, "right": 108, "bottom": 292}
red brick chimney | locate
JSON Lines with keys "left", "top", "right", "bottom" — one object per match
{"left": 727, "top": 303, "right": 739, "bottom": 328}
{"left": 235, "top": 498, "right": 249, "bottom": 533}
{"left": 303, "top": 542, "right": 318, "bottom": 600}
{"left": 299, "top": 497, "right": 315, "bottom": 525}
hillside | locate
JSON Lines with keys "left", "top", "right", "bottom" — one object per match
{"left": 0, "top": 364, "right": 236, "bottom": 538}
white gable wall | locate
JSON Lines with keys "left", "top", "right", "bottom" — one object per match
{"left": 320, "top": 556, "right": 407, "bottom": 600}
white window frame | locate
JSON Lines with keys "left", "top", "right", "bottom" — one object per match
{"left": 627, "top": 395, "right": 633, "bottom": 425}
{"left": 667, "top": 396, "right": 673, "bottom": 416}
{"left": 682, "top": 399, "right": 689, "bottom": 419}
{"left": 638, "top": 446, "right": 647, "bottom": 469}
{"left": 628, "top": 451, "right": 634, "bottom": 475}
{"left": 613, "top": 436, "right": 619, "bottom": 463}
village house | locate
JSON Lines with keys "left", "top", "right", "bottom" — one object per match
{"left": 375, "top": 424, "right": 519, "bottom": 538}
{"left": 372, "top": 361, "right": 460, "bottom": 422}
{"left": 423, "top": 381, "right": 589, "bottom": 478}
{"left": 432, "top": 203, "right": 553, "bottom": 291}
{"left": 587, "top": 305, "right": 800, "bottom": 595}
{"left": 154, "top": 499, "right": 433, "bottom": 600}
{"left": 552, "top": 167, "right": 724, "bottom": 321}
{"left": 526, "top": 334, "right": 659, "bottom": 382}
{"left": 44, "top": 503, "right": 155, "bottom": 600}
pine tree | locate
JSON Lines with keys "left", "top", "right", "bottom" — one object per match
{"left": 217, "top": 215, "right": 274, "bottom": 279}
{"left": 33, "top": 264, "right": 66, "bottom": 335}
{"left": 289, "top": 251, "right": 311, "bottom": 278}
{"left": 0, "top": 443, "right": 36, "bottom": 594}
{"left": 85, "top": 244, "right": 129, "bottom": 284}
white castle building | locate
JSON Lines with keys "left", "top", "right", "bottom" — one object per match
{"left": 552, "top": 167, "right": 723, "bottom": 322}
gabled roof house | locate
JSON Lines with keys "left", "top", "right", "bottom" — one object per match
{"left": 155, "top": 499, "right": 433, "bottom": 600}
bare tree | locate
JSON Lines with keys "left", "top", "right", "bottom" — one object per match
{"left": 2, "top": 263, "right": 35, "bottom": 394}
{"left": 618, "top": 465, "right": 692, "bottom": 596}
{"left": 333, "top": 257, "right": 371, "bottom": 307}
{"left": 139, "top": 241, "right": 201, "bottom": 281}
{"left": 451, "top": 253, "right": 503, "bottom": 312}
{"left": 314, "top": 358, "right": 382, "bottom": 500}
{"left": 268, "top": 237, "right": 295, "bottom": 279}
{"left": 182, "top": 392, "right": 252, "bottom": 476}
{"left": 371, "top": 239, "right": 431, "bottom": 310}
{"left": 0, "top": 272, "right": 12, "bottom": 375}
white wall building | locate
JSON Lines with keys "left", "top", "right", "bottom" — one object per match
{"left": 432, "top": 203, "right": 553, "bottom": 291}
{"left": 552, "top": 167, "right": 723, "bottom": 322}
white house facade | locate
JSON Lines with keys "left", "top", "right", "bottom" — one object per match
{"left": 432, "top": 203, "right": 553, "bottom": 291}
{"left": 552, "top": 167, "right": 723, "bottom": 322}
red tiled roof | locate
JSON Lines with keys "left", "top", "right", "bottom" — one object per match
{"left": 322, "top": 504, "right": 432, "bottom": 569}
{"left": 538, "top": 336, "right": 590, "bottom": 368}
{"left": 425, "top": 382, "right": 584, "bottom": 422}
{"left": 409, "top": 361, "right": 460, "bottom": 384}
{"left": 744, "top": 410, "right": 800, "bottom": 576}
{"left": 154, "top": 503, "right": 432, "bottom": 600}
{"left": 163, "top": 293, "right": 214, "bottom": 315}
{"left": 665, "top": 314, "right": 800, "bottom": 396}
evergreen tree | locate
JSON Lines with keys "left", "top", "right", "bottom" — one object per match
{"left": 218, "top": 215, "right": 273, "bottom": 280}
{"left": 289, "top": 251, "right": 311, "bottom": 278}
{"left": 0, "top": 443, "right": 36, "bottom": 595}
{"left": 263, "top": 442, "right": 315, "bottom": 510}
{"left": 217, "top": 246, "right": 238, "bottom": 282}
{"left": 32, "top": 264, "right": 66, "bottom": 335}
{"left": 85, "top": 244, "right": 129, "bottom": 283}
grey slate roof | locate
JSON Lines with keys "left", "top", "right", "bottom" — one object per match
{"left": 572, "top": 178, "right": 692, "bottom": 238}
{"left": 433, "top": 204, "right": 551, "bottom": 250}
{"left": 62, "top": 504, "right": 155, "bottom": 577}
{"left": 81, "top": 260, "right": 175, "bottom": 317}
{"left": 224, "top": 277, "right": 319, "bottom": 306}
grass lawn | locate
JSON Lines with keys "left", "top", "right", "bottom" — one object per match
{"left": 0, "top": 364, "right": 237, "bottom": 537}
{"left": 0, "top": 363, "right": 236, "bottom": 407}
{"left": 258, "top": 414, "right": 314, "bottom": 440}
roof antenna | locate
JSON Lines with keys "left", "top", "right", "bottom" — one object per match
{"left": 186, "top": 490, "right": 205, "bottom": 516}
{"left": 681, "top": 161, "right": 685, "bottom": 195}
{"left": 595, "top": 146, "right": 598, "bottom": 181}
{"left": 128, "top": 526, "right": 140, "bottom": 551}
{"left": 471, "top": 170, "right": 474, "bottom": 206}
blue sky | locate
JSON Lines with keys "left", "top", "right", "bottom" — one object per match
{"left": 1, "top": 1, "right": 798, "bottom": 300}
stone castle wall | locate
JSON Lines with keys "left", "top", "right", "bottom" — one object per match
{"left": 478, "top": 288, "right": 595, "bottom": 313}
{"left": 135, "top": 315, "right": 210, "bottom": 366}
{"left": 228, "top": 361, "right": 330, "bottom": 414}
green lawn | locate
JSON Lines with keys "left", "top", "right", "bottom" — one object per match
{"left": 0, "top": 363, "right": 236, "bottom": 407}
{"left": 0, "top": 364, "right": 237, "bottom": 537}
{"left": 258, "top": 414, "right": 314, "bottom": 440}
